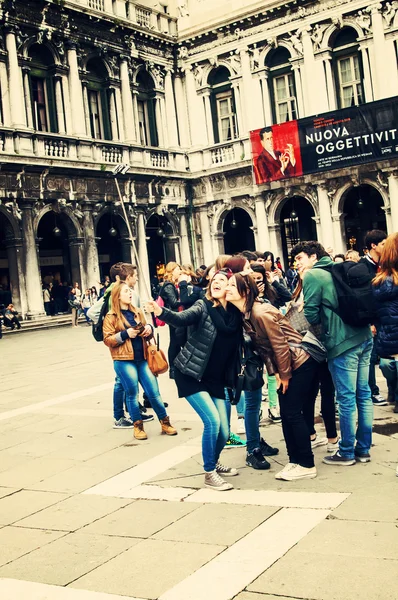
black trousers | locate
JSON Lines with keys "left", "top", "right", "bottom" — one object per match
{"left": 278, "top": 357, "right": 318, "bottom": 468}
{"left": 168, "top": 326, "right": 181, "bottom": 379}
{"left": 303, "top": 360, "right": 337, "bottom": 439}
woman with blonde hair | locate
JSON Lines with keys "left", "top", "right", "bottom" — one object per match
{"left": 159, "top": 261, "right": 182, "bottom": 379}
{"left": 103, "top": 281, "right": 177, "bottom": 440}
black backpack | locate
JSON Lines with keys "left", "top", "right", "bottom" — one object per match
{"left": 325, "top": 261, "right": 376, "bottom": 327}
{"left": 92, "top": 298, "right": 110, "bottom": 342}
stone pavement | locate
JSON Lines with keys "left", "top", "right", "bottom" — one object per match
{"left": 0, "top": 326, "right": 397, "bottom": 600}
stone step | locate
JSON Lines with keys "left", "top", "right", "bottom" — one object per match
{"left": 2, "top": 315, "right": 88, "bottom": 335}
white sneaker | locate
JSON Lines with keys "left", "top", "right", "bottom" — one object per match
{"left": 204, "top": 470, "right": 233, "bottom": 491}
{"left": 311, "top": 436, "right": 328, "bottom": 449}
{"left": 236, "top": 419, "right": 245, "bottom": 435}
{"left": 275, "top": 463, "right": 297, "bottom": 480}
{"left": 216, "top": 462, "right": 239, "bottom": 477}
{"left": 278, "top": 464, "right": 317, "bottom": 481}
{"left": 327, "top": 438, "right": 340, "bottom": 453}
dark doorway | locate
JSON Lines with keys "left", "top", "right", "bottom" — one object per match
{"left": 146, "top": 214, "right": 173, "bottom": 281}
{"left": 37, "top": 210, "right": 73, "bottom": 285}
{"left": 0, "top": 212, "right": 12, "bottom": 303}
{"left": 223, "top": 208, "right": 255, "bottom": 254}
{"left": 343, "top": 185, "right": 386, "bottom": 252}
{"left": 280, "top": 196, "right": 317, "bottom": 265}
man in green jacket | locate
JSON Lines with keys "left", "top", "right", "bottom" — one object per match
{"left": 291, "top": 241, "right": 373, "bottom": 466}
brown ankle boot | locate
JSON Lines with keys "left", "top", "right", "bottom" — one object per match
{"left": 133, "top": 420, "right": 147, "bottom": 440}
{"left": 160, "top": 416, "right": 177, "bottom": 436}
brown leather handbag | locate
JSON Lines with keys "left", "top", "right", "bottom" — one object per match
{"left": 146, "top": 333, "right": 169, "bottom": 375}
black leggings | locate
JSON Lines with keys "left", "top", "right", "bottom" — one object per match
{"left": 303, "top": 360, "right": 337, "bottom": 439}
{"left": 168, "top": 326, "right": 181, "bottom": 379}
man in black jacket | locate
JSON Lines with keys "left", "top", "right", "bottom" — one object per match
{"left": 361, "top": 230, "right": 388, "bottom": 406}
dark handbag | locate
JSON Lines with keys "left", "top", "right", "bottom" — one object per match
{"left": 146, "top": 333, "right": 169, "bottom": 375}
{"left": 285, "top": 302, "right": 322, "bottom": 339}
{"left": 231, "top": 334, "right": 264, "bottom": 405}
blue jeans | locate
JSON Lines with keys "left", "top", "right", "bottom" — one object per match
{"left": 236, "top": 390, "right": 246, "bottom": 418}
{"left": 186, "top": 392, "right": 231, "bottom": 472}
{"left": 328, "top": 339, "right": 373, "bottom": 459}
{"left": 113, "top": 360, "right": 167, "bottom": 423}
{"left": 368, "top": 335, "right": 380, "bottom": 397}
{"left": 379, "top": 358, "right": 398, "bottom": 403}
{"left": 244, "top": 388, "right": 262, "bottom": 454}
{"left": 113, "top": 374, "right": 125, "bottom": 421}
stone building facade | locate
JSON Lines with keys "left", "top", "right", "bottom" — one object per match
{"left": 0, "top": 0, "right": 397, "bottom": 316}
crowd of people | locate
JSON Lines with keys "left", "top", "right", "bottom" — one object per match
{"left": 87, "top": 227, "right": 397, "bottom": 491}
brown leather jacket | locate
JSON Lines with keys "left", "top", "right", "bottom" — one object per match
{"left": 103, "top": 306, "right": 149, "bottom": 361}
{"left": 245, "top": 300, "right": 309, "bottom": 380}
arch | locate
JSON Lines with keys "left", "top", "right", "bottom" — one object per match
{"left": 324, "top": 22, "right": 363, "bottom": 50}
{"left": 201, "top": 60, "right": 233, "bottom": 86}
{"left": 215, "top": 201, "right": 256, "bottom": 234}
{"left": 85, "top": 55, "right": 112, "bottom": 80}
{"left": 221, "top": 206, "right": 255, "bottom": 254}
{"left": 21, "top": 37, "right": 62, "bottom": 65}
{"left": 261, "top": 41, "right": 297, "bottom": 66}
{"left": 279, "top": 196, "right": 317, "bottom": 263}
{"left": 265, "top": 46, "right": 292, "bottom": 68}
{"left": 94, "top": 205, "right": 130, "bottom": 239}
{"left": 33, "top": 204, "right": 82, "bottom": 239}
{"left": 340, "top": 183, "right": 387, "bottom": 251}
{"left": 145, "top": 208, "right": 178, "bottom": 236}
{"left": 0, "top": 206, "right": 21, "bottom": 240}
{"left": 333, "top": 179, "right": 390, "bottom": 215}
{"left": 133, "top": 65, "right": 156, "bottom": 88}
{"left": 268, "top": 189, "right": 319, "bottom": 224}
{"left": 207, "top": 65, "right": 232, "bottom": 86}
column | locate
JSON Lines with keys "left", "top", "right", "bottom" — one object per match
{"left": 69, "top": 238, "right": 85, "bottom": 291}
{"left": 370, "top": 5, "right": 395, "bottom": 99}
{"left": 202, "top": 90, "right": 214, "bottom": 146}
{"left": 54, "top": 76, "right": 66, "bottom": 134}
{"left": 67, "top": 44, "right": 86, "bottom": 136}
{"left": 155, "top": 96, "right": 164, "bottom": 147}
{"left": 6, "top": 30, "right": 26, "bottom": 128}
{"left": 323, "top": 56, "right": 337, "bottom": 111}
{"left": 259, "top": 72, "right": 272, "bottom": 126}
{"left": 251, "top": 76, "right": 265, "bottom": 129}
{"left": 82, "top": 206, "right": 100, "bottom": 290}
{"left": 22, "top": 68, "right": 33, "bottom": 128}
{"left": 388, "top": 172, "right": 398, "bottom": 232}
{"left": 120, "top": 58, "right": 136, "bottom": 142}
{"left": 359, "top": 45, "right": 373, "bottom": 102}
{"left": 199, "top": 209, "right": 214, "bottom": 265}
{"left": 104, "top": 0, "right": 113, "bottom": 12}
{"left": 137, "top": 212, "right": 151, "bottom": 300}
{"left": 174, "top": 72, "right": 190, "bottom": 147}
{"left": 164, "top": 69, "right": 179, "bottom": 147}
{"left": 109, "top": 88, "right": 119, "bottom": 141}
{"left": 132, "top": 91, "right": 140, "bottom": 142}
{"left": 292, "top": 65, "right": 305, "bottom": 117}
{"left": 82, "top": 82, "right": 91, "bottom": 137}
{"left": 240, "top": 48, "right": 255, "bottom": 130}
{"left": 61, "top": 74, "right": 73, "bottom": 134}
{"left": 20, "top": 203, "right": 44, "bottom": 316}
{"left": 0, "top": 60, "right": 11, "bottom": 126}
{"left": 179, "top": 212, "right": 192, "bottom": 264}
{"left": 6, "top": 238, "right": 28, "bottom": 316}
{"left": 232, "top": 82, "right": 245, "bottom": 136}
{"left": 159, "top": 96, "right": 169, "bottom": 148}
{"left": 185, "top": 66, "right": 207, "bottom": 146}
{"left": 312, "top": 215, "right": 322, "bottom": 242}
{"left": 331, "top": 214, "right": 346, "bottom": 254}
{"left": 268, "top": 224, "right": 284, "bottom": 263}
{"left": 114, "top": 86, "right": 124, "bottom": 142}
{"left": 254, "top": 196, "right": 271, "bottom": 249}
{"left": 316, "top": 183, "right": 335, "bottom": 250}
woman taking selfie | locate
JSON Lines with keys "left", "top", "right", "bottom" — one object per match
{"left": 226, "top": 273, "right": 318, "bottom": 481}
{"left": 103, "top": 282, "right": 177, "bottom": 440}
{"left": 146, "top": 271, "right": 241, "bottom": 491}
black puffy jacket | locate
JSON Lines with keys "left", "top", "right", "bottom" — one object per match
{"left": 373, "top": 277, "right": 398, "bottom": 357}
{"left": 159, "top": 299, "right": 239, "bottom": 384}
{"left": 159, "top": 281, "right": 180, "bottom": 311}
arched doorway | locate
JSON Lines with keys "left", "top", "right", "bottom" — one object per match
{"left": 223, "top": 208, "right": 255, "bottom": 254}
{"left": 343, "top": 184, "right": 387, "bottom": 252}
{"left": 280, "top": 196, "right": 317, "bottom": 265}
{"left": 96, "top": 211, "right": 131, "bottom": 280}
{"left": 0, "top": 212, "right": 13, "bottom": 305}
{"left": 37, "top": 210, "right": 77, "bottom": 286}
{"left": 146, "top": 214, "right": 174, "bottom": 282}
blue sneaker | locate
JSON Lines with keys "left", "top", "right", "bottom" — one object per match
{"left": 225, "top": 432, "right": 246, "bottom": 448}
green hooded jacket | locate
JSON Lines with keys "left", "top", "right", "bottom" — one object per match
{"left": 303, "top": 256, "right": 372, "bottom": 359}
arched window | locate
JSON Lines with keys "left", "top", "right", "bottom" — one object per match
{"left": 28, "top": 44, "right": 58, "bottom": 132}
{"left": 266, "top": 47, "right": 297, "bottom": 124}
{"left": 208, "top": 67, "right": 238, "bottom": 143}
{"left": 86, "top": 58, "right": 112, "bottom": 140}
{"left": 136, "top": 70, "right": 158, "bottom": 147}
{"left": 332, "top": 27, "right": 364, "bottom": 108}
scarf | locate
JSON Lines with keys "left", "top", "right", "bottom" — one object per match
{"left": 203, "top": 298, "right": 241, "bottom": 334}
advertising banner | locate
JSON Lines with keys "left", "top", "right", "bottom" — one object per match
{"left": 250, "top": 96, "right": 398, "bottom": 185}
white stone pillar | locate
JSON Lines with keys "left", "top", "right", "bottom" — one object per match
{"left": 155, "top": 96, "right": 164, "bottom": 147}
{"left": 109, "top": 88, "right": 119, "bottom": 140}
{"left": 388, "top": 172, "right": 398, "bottom": 232}
{"left": 179, "top": 212, "right": 192, "bottom": 265}
{"left": 316, "top": 183, "right": 335, "bottom": 250}
{"left": 240, "top": 48, "right": 255, "bottom": 130}
{"left": 132, "top": 91, "right": 140, "bottom": 142}
{"left": 82, "top": 82, "right": 91, "bottom": 137}
{"left": 137, "top": 212, "right": 151, "bottom": 300}
{"left": 202, "top": 90, "right": 214, "bottom": 146}
{"left": 292, "top": 64, "right": 305, "bottom": 117}
{"left": 199, "top": 209, "right": 214, "bottom": 265}
{"left": 54, "top": 76, "right": 66, "bottom": 134}
{"left": 104, "top": 0, "right": 113, "bottom": 12}
{"left": 6, "top": 238, "right": 28, "bottom": 317}
{"left": 185, "top": 66, "right": 207, "bottom": 146}
{"left": 164, "top": 69, "right": 179, "bottom": 147}
{"left": 331, "top": 214, "right": 346, "bottom": 254}
{"left": 82, "top": 206, "right": 100, "bottom": 290}
{"left": 359, "top": 45, "right": 373, "bottom": 103}
{"left": 232, "top": 82, "right": 244, "bottom": 136}
{"left": 6, "top": 30, "right": 26, "bottom": 128}
{"left": 0, "top": 60, "right": 11, "bottom": 126}
{"left": 67, "top": 44, "right": 86, "bottom": 136}
{"left": 323, "top": 56, "right": 337, "bottom": 111}
{"left": 260, "top": 72, "right": 273, "bottom": 125}
{"left": 22, "top": 68, "right": 33, "bottom": 129}
{"left": 174, "top": 72, "right": 190, "bottom": 147}
{"left": 370, "top": 5, "right": 390, "bottom": 99}
{"left": 61, "top": 74, "right": 73, "bottom": 134}
{"left": 20, "top": 203, "right": 44, "bottom": 316}
{"left": 120, "top": 58, "right": 136, "bottom": 142}
{"left": 255, "top": 196, "right": 271, "bottom": 250}
{"left": 268, "top": 224, "right": 284, "bottom": 263}
{"left": 159, "top": 96, "right": 169, "bottom": 148}
{"left": 114, "top": 86, "right": 124, "bottom": 142}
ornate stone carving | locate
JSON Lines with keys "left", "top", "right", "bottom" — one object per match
{"left": 263, "top": 192, "right": 276, "bottom": 216}
{"left": 249, "top": 44, "right": 261, "bottom": 71}
{"left": 383, "top": 2, "right": 398, "bottom": 27}
{"left": 376, "top": 170, "right": 389, "bottom": 188}
{"left": 178, "top": 46, "right": 188, "bottom": 59}
{"left": 177, "top": 0, "right": 189, "bottom": 18}
{"left": 207, "top": 202, "right": 218, "bottom": 219}
{"left": 288, "top": 31, "right": 303, "bottom": 56}
{"left": 3, "top": 199, "right": 22, "bottom": 221}
{"left": 356, "top": 9, "right": 372, "bottom": 35}
{"left": 310, "top": 24, "right": 325, "bottom": 51}
{"left": 225, "top": 51, "right": 241, "bottom": 75}
{"left": 242, "top": 196, "right": 255, "bottom": 211}
{"left": 192, "top": 64, "right": 205, "bottom": 87}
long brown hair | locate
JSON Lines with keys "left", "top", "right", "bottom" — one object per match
{"left": 233, "top": 273, "right": 259, "bottom": 312}
{"left": 110, "top": 281, "right": 139, "bottom": 332}
{"left": 215, "top": 254, "right": 231, "bottom": 270}
{"left": 163, "top": 261, "right": 182, "bottom": 282}
{"left": 373, "top": 233, "right": 398, "bottom": 286}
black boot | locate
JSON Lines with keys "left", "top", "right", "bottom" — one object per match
{"left": 260, "top": 437, "right": 279, "bottom": 456}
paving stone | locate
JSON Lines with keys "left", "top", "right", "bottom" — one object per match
{"left": 0, "top": 526, "right": 66, "bottom": 566}
{"left": 15, "top": 495, "right": 133, "bottom": 532}
{"left": 0, "top": 490, "right": 68, "bottom": 526}
{"left": 0, "top": 457, "right": 77, "bottom": 487}
{"left": 0, "top": 532, "right": 137, "bottom": 586}
{"left": 154, "top": 503, "right": 278, "bottom": 546}
{"left": 295, "top": 518, "right": 398, "bottom": 559}
{"left": 0, "top": 486, "right": 20, "bottom": 500}
{"left": 69, "top": 538, "right": 224, "bottom": 598}
{"left": 0, "top": 579, "right": 143, "bottom": 600}
{"left": 82, "top": 499, "right": 199, "bottom": 538}
{"left": 248, "top": 551, "right": 398, "bottom": 600}
{"left": 235, "top": 594, "right": 303, "bottom": 600}
{"left": 331, "top": 481, "right": 398, "bottom": 522}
